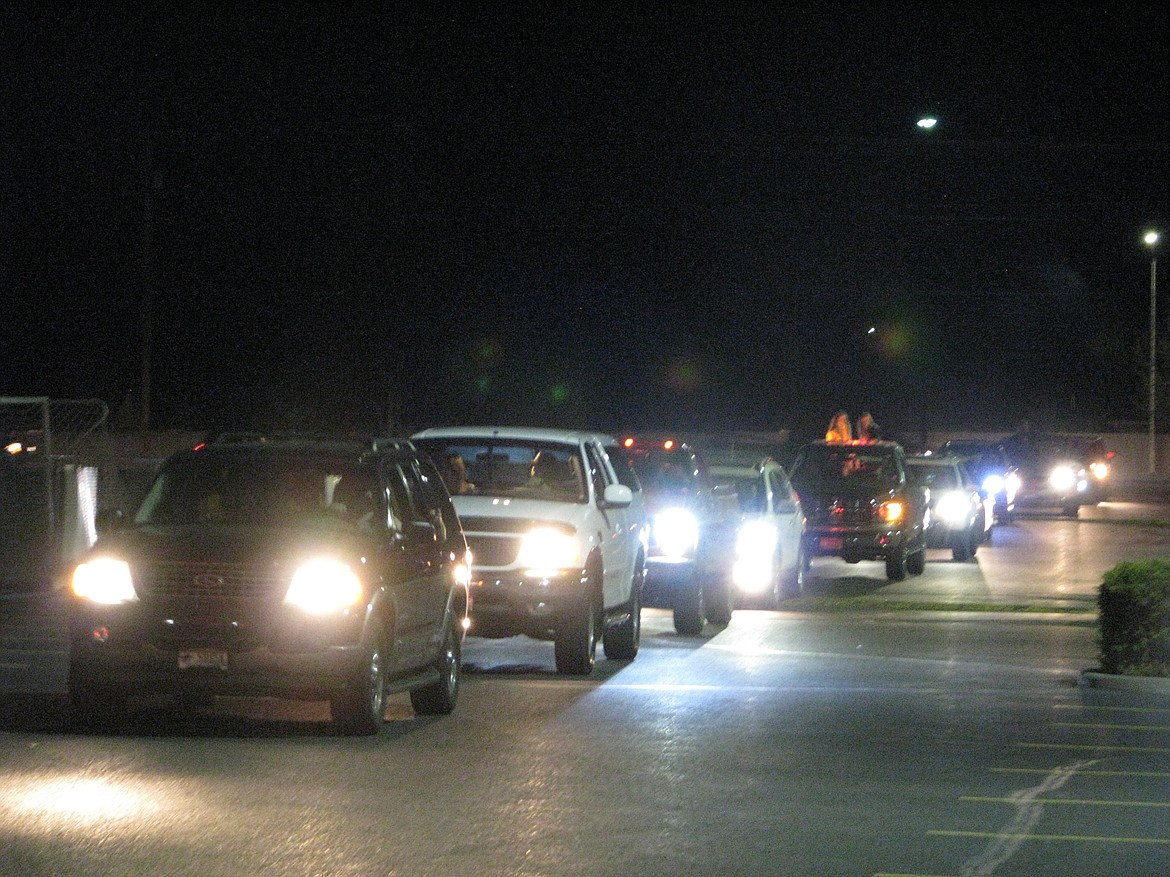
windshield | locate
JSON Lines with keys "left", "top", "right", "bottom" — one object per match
{"left": 136, "top": 454, "right": 378, "bottom": 528}
{"left": 414, "top": 440, "right": 587, "bottom": 503}
{"left": 711, "top": 473, "right": 766, "bottom": 514}
{"left": 630, "top": 449, "right": 698, "bottom": 496}
{"left": 907, "top": 463, "right": 960, "bottom": 491}
{"left": 790, "top": 445, "right": 900, "bottom": 493}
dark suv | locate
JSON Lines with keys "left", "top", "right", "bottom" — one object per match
{"left": 67, "top": 436, "right": 470, "bottom": 734}
{"left": 789, "top": 440, "right": 927, "bottom": 581}
{"left": 625, "top": 439, "right": 740, "bottom": 634}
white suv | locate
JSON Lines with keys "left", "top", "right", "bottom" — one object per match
{"left": 412, "top": 426, "right": 647, "bottom": 675}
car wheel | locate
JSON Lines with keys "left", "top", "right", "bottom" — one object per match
{"left": 907, "top": 546, "right": 926, "bottom": 576}
{"left": 673, "top": 587, "right": 706, "bottom": 636}
{"left": 68, "top": 668, "right": 127, "bottom": 732}
{"left": 952, "top": 537, "right": 972, "bottom": 562}
{"left": 780, "top": 547, "right": 806, "bottom": 599}
{"left": 331, "top": 619, "right": 388, "bottom": 735}
{"left": 886, "top": 548, "right": 908, "bottom": 581}
{"left": 555, "top": 595, "right": 597, "bottom": 675}
{"left": 1063, "top": 503, "right": 1080, "bottom": 518}
{"left": 410, "top": 615, "right": 462, "bottom": 716}
{"left": 603, "top": 563, "right": 642, "bottom": 660}
{"left": 704, "top": 583, "right": 734, "bottom": 627}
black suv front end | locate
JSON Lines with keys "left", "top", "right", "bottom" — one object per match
{"left": 68, "top": 437, "right": 470, "bottom": 734}
{"left": 789, "top": 440, "right": 927, "bottom": 582}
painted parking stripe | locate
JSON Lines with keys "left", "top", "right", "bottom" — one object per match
{"left": 1053, "top": 703, "right": 1170, "bottom": 715}
{"left": 963, "top": 795, "right": 1170, "bottom": 807}
{"left": 928, "top": 830, "right": 1170, "bottom": 845}
{"left": 1052, "top": 720, "right": 1170, "bottom": 731}
{"left": 1018, "top": 742, "right": 1170, "bottom": 753}
{"left": 993, "top": 767, "right": 1170, "bottom": 778}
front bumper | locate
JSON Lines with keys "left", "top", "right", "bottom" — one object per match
{"left": 68, "top": 597, "right": 370, "bottom": 700}
{"left": 467, "top": 570, "right": 585, "bottom": 640}
{"left": 804, "top": 525, "right": 915, "bottom": 562}
{"left": 642, "top": 557, "right": 700, "bottom": 609}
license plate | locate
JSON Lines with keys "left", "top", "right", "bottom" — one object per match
{"left": 178, "top": 649, "right": 228, "bottom": 670}
{"left": 818, "top": 536, "right": 843, "bottom": 551}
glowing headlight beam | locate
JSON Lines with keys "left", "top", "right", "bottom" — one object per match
{"left": 517, "top": 527, "right": 580, "bottom": 573}
{"left": 71, "top": 558, "right": 137, "bottom": 604}
{"left": 284, "top": 558, "right": 364, "bottom": 614}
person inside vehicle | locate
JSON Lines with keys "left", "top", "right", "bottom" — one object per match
{"left": 857, "top": 412, "right": 881, "bottom": 441}
{"left": 826, "top": 411, "right": 852, "bottom": 442}
{"left": 439, "top": 452, "right": 474, "bottom": 495}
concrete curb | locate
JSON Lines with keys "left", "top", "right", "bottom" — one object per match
{"left": 1079, "top": 670, "right": 1170, "bottom": 693}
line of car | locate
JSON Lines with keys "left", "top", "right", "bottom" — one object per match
{"left": 62, "top": 424, "right": 1112, "bottom": 736}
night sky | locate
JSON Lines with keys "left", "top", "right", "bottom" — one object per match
{"left": 4, "top": 5, "right": 1168, "bottom": 443}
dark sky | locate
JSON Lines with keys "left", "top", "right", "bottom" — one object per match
{"left": 3, "top": 5, "right": 1168, "bottom": 442}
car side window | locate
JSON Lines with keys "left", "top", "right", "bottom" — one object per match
{"left": 602, "top": 443, "right": 641, "bottom": 492}
{"left": 584, "top": 443, "right": 612, "bottom": 502}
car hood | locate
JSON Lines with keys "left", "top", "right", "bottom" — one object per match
{"left": 450, "top": 494, "right": 602, "bottom": 532}
{"left": 88, "top": 522, "right": 371, "bottom": 570}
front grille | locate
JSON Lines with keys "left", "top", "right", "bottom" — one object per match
{"left": 466, "top": 535, "right": 520, "bottom": 568}
{"left": 136, "top": 561, "right": 286, "bottom": 599}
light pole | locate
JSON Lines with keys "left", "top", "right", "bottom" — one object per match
{"left": 1146, "top": 230, "right": 1160, "bottom": 474}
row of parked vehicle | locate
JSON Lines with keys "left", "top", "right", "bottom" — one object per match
{"left": 62, "top": 424, "right": 1112, "bottom": 736}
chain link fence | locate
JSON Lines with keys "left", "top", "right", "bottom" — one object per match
{"left": 1, "top": 397, "right": 119, "bottom": 592}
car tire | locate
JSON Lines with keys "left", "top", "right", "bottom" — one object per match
{"left": 704, "top": 583, "right": 734, "bottom": 627}
{"left": 331, "top": 619, "right": 388, "bottom": 736}
{"left": 673, "top": 587, "right": 706, "bottom": 636}
{"left": 555, "top": 595, "right": 597, "bottom": 675}
{"left": 780, "top": 547, "right": 806, "bottom": 599}
{"left": 410, "top": 615, "right": 462, "bottom": 716}
{"left": 1063, "top": 503, "right": 1080, "bottom": 518}
{"left": 603, "top": 563, "right": 643, "bottom": 661}
{"left": 907, "top": 546, "right": 926, "bottom": 576}
{"left": 68, "top": 669, "right": 127, "bottom": 732}
{"left": 886, "top": 548, "right": 908, "bottom": 581}
{"left": 952, "top": 537, "right": 972, "bottom": 562}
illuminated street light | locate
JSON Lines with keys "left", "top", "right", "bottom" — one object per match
{"left": 1146, "top": 230, "right": 1159, "bottom": 474}
{"left": 916, "top": 117, "right": 938, "bottom": 130}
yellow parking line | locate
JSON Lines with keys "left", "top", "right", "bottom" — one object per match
{"left": 929, "top": 830, "right": 1170, "bottom": 845}
{"left": 963, "top": 795, "right": 1170, "bottom": 807}
{"left": 1053, "top": 721, "right": 1170, "bottom": 731}
{"left": 993, "top": 767, "right": 1170, "bottom": 778}
{"left": 1017, "top": 742, "right": 1170, "bottom": 753}
{"left": 1054, "top": 703, "right": 1170, "bottom": 714}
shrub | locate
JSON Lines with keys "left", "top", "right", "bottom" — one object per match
{"left": 1098, "top": 560, "right": 1170, "bottom": 676}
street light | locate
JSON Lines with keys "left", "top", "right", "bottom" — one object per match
{"left": 1146, "top": 230, "right": 1159, "bottom": 474}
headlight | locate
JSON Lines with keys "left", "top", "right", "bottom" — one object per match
{"left": 652, "top": 508, "right": 699, "bottom": 559}
{"left": 935, "top": 491, "right": 972, "bottom": 526}
{"left": 733, "top": 520, "right": 778, "bottom": 593}
{"left": 1090, "top": 462, "right": 1109, "bottom": 480}
{"left": 1048, "top": 465, "right": 1077, "bottom": 493}
{"left": 982, "top": 474, "right": 1005, "bottom": 495}
{"left": 284, "top": 557, "right": 364, "bottom": 614}
{"left": 1004, "top": 472, "right": 1021, "bottom": 500}
{"left": 878, "top": 500, "right": 904, "bottom": 523}
{"left": 517, "top": 527, "right": 580, "bottom": 573}
{"left": 72, "top": 557, "right": 137, "bottom": 604}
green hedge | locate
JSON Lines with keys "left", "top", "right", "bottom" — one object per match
{"left": 1098, "top": 560, "right": 1170, "bottom": 676}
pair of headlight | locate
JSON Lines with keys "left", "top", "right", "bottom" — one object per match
{"left": 71, "top": 556, "right": 366, "bottom": 615}
{"left": 652, "top": 508, "right": 699, "bottom": 559}
{"left": 934, "top": 491, "right": 974, "bottom": 527}
{"left": 516, "top": 528, "right": 580, "bottom": 574}
{"left": 733, "top": 520, "right": 778, "bottom": 593}
{"left": 1048, "top": 465, "right": 1087, "bottom": 493}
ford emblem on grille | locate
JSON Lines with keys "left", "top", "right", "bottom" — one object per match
{"left": 193, "top": 573, "right": 225, "bottom": 591}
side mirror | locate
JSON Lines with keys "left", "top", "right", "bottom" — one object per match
{"left": 95, "top": 507, "right": 125, "bottom": 535}
{"left": 601, "top": 483, "right": 633, "bottom": 508}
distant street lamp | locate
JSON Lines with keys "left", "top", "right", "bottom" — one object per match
{"left": 916, "top": 116, "right": 938, "bottom": 130}
{"left": 1146, "top": 230, "right": 1160, "bottom": 474}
